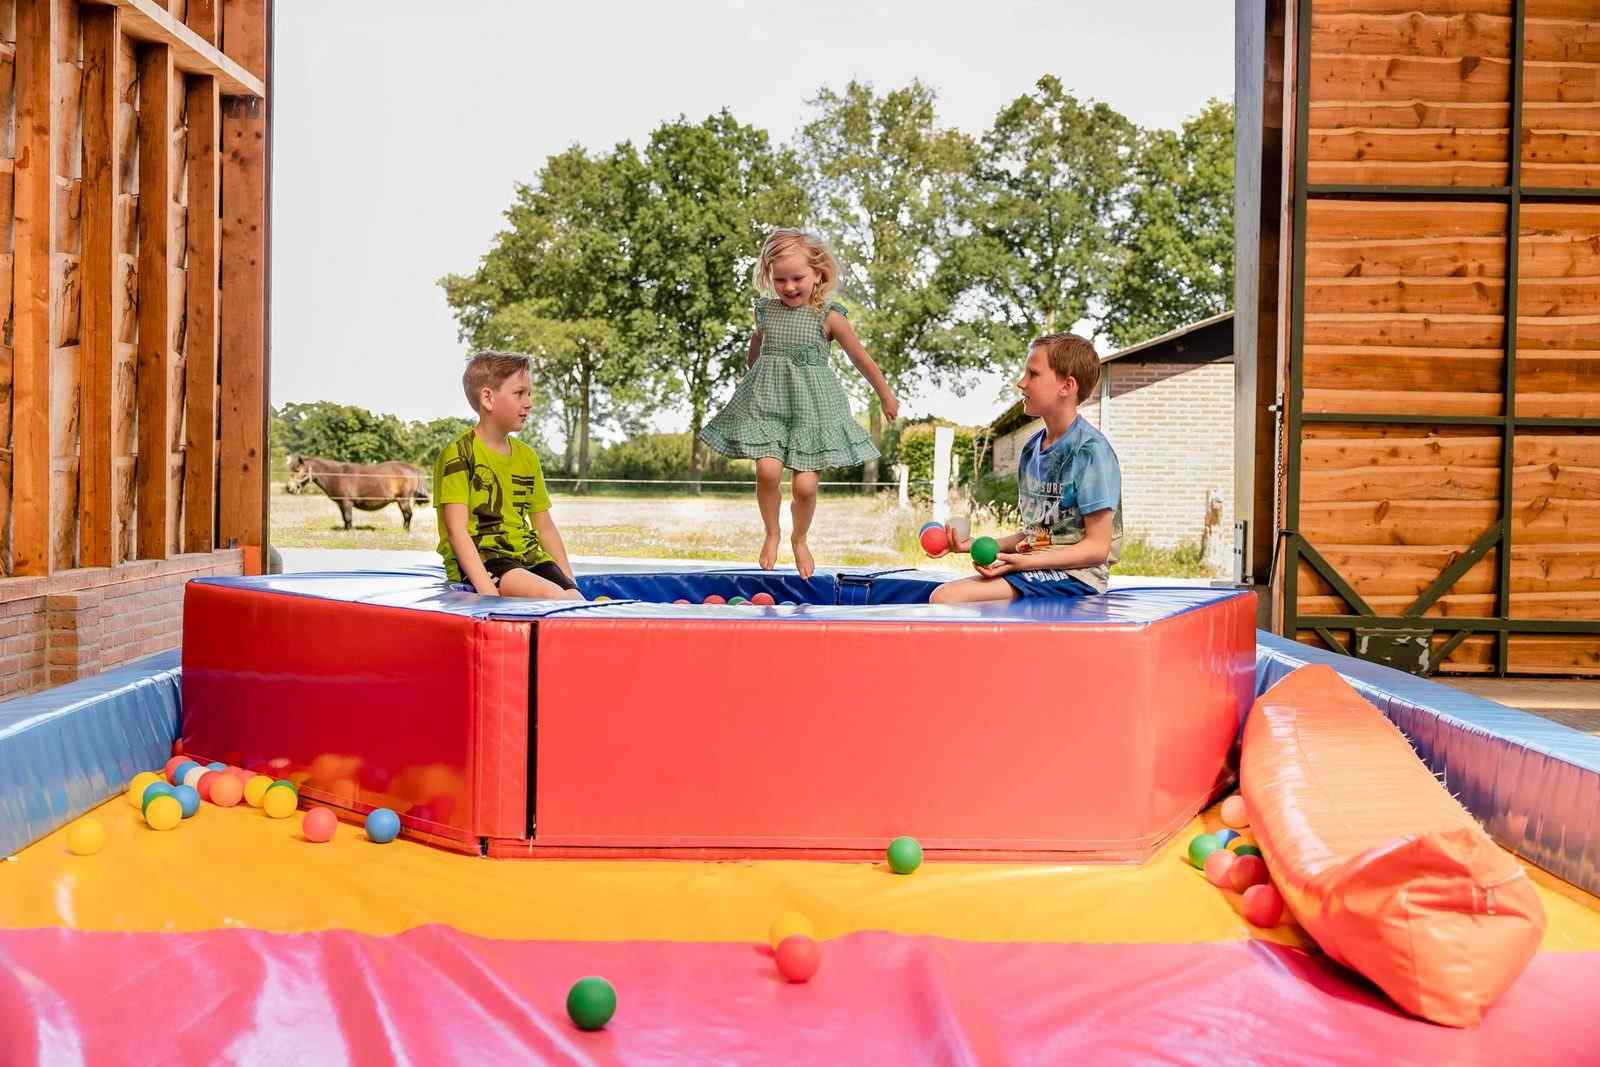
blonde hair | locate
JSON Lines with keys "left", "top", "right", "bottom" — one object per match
{"left": 462, "top": 350, "right": 532, "bottom": 413}
{"left": 1031, "top": 333, "right": 1101, "bottom": 401}
{"left": 753, "top": 228, "right": 840, "bottom": 309}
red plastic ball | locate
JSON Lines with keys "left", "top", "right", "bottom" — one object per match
{"left": 1242, "top": 883, "right": 1284, "bottom": 927}
{"left": 1229, "top": 854, "right": 1269, "bottom": 893}
{"left": 303, "top": 807, "right": 338, "bottom": 843}
{"left": 197, "top": 771, "right": 221, "bottom": 802}
{"left": 750, "top": 592, "right": 775, "bottom": 606}
{"left": 919, "top": 525, "right": 949, "bottom": 557}
{"left": 775, "top": 935, "right": 821, "bottom": 983}
{"left": 703, "top": 594, "right": 726, "bottom": 605}
{"left": 1203, "top": 848, "right": 1235, "bottom": 888}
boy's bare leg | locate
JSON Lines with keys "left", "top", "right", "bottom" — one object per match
{"left": 789, "top": 470, "right": 819, "bottom": 579}
{"left": 496, "top": 568, "right": 584, "bottom": 600}
{"left": 929, "top": 575, "right": 1021, "bottom": 605}
{"left": 756, "top": 458, "right": 783, "bottom": 570}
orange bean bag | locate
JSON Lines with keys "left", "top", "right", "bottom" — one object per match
{"left": 1240, "top": 664, "right": 1545, "bottom": 1027}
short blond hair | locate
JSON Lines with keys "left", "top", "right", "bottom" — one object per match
{"left": 753, "top": 228, "right": 840, "bottom": 308}
{"left": 1031, "top": 332, "right": 1101, "bottom": 402}
{"left": 462, "top": 350, "right": 531, "bottom": 413}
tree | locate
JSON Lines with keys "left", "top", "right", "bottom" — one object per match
{"left": 631, "top": 111, "right": 809, "bottom": 488}
{"left": 441, "top": 145, "right": 649, "bottom": 491}
{"left": 402, "top": 416, "right": 476, "bottom": 468}
{"left": 798, "top": 80, "right": 980, "bottom": 485}
{"left": 952, "top": 76, "right": 1136, "bottom": 364}
{"left": 275, "top": 401, "right": 410, "bottom": 464}
{"left": 1101, "top": 99, "right": 1235, "bottom": 347}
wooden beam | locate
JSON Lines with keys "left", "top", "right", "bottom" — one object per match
{"left": 220, "top": 0, "right": 263, "bottom": 81}
{"left": 218, "top": 91, "right": 265, "bottom": 557}
{"left": 79, "top": 6, "right": 120, "bottom": 569}
{"left": 183, "top": 73, "right": 217, "bottom": 554}
{"left": 90, "top": 0, "right": 261, "bottom": 96}
{"left": 136, "top": 42, "right": 174, "bottom": 560}
{"left": 12, "top": 0, "right": 58, "bottom": 576}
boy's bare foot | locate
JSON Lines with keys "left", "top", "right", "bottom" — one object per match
{"left": 791, "top": 536, "right": 815, "bottom": 579}
{"left": 759, "top": 530, "right": 781, "bottom": 570}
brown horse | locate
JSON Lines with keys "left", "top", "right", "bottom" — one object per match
{"left": 286, "top": 455, "right": 431, "bottom": 531}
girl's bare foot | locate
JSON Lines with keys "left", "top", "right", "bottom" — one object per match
{"left": 759, "top": 530, "right": 781, "bottom": 570}
{"left": 791, "top": 536, "right": 815, "bottom": 579}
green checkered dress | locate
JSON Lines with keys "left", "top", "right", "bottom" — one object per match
{"left": 699, "top": 298, "right": 880, "bottom": 472}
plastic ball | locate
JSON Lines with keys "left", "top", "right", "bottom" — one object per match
{"left": 594, "top": 595, "right": 611, "bottom": 602}
{"left": 703, "top": 594, "right": 726, "bottom": 605}
{"left": 303, "top": 807, "right": 338, "bottom": 843}
{"left": 769, "top": 911, "right": 815, "bottom": 949}
{"left": 1242, "top": 883, "right": 1284, "bottom": 927}
{"left": 1213, "top": 829, "right": 1239, "bottom": 848}
{"left": 163, "top": 755, "right": 188, "bottom": 781}
{"left": 970, "top": 536, "right": 1000, "bottom": 567}
{"left": 1220, "top": 795, "right": 1250, "bottom": 829}
{"left": 144, "top": 794, "right": 182, "bottom": 831}
{"left": 919, "top": 525, "right": 949, "bottom": 557}
{"left": 66, "top": 818, "right": 106, "bottom": 856}
{"left": 887, "top": 835, "right": 923, "bottom": 875}
{"left": 209, "top": 774, "right": 244, "bottom": 808}
{"left": 1203, "top": 848, "right": 1236, "bottom": 888}
{"left": 169, "top": 760, "right": 199, "bottom": 786}
{"left": 206, "top": 761, "right": 227, "bottom": 773}
{"left": 244, "top": 775, "right": 274, "bottom": 808}
{"left": 365, "top": 807, "right": 401, "bottom": 843}
{"left": 775, "top": 935, "right": 821, "bottom": 982}
{"left": 1187, "top": 833, "right": 1221, "bottom": 869}
{"left": 566, "top": 976, "right": 617, "bottom": 1031}
{"left": 728, "top": 596, "right": 748, "bottom": 606}
{"left": 197, "top": 771, "right": 222, "bottom": 802}
{"left": 262, "top": 786, "right": 298, "bottom": 820}
{"left": 750, "top": 592, "right": 775, "bottom": 606}
{"left": 919, "top": 520, "right": 942, "bottom": 536}
{"left": 1229, "top": 854, "right": 1270, "bottom": 893}
{"left": 1232, "top": 843, "right": 1262, "bottom": 859}
{"left": 779, "top": 601, "right": 796, "bottom": 607}
{"left": 173, "top": 784, "right": 201, "bottom": 818}
{"left": 182, "top": 766, "right": 207, "bottom": 790}
{"left": 141, "top": 781, "right": 176, "bottom": 813}
{"left": 127, "top": 772, "right": 164, "bottom": 807}
{"left": 672, "top": 598, "right": 689, "bottom": 604}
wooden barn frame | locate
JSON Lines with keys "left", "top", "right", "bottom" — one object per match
{"left": 0, "top": 0, "right": 268, "bottom": 696}
{"left": 1239, "top": 0, "right": 1600, "bottom": 677}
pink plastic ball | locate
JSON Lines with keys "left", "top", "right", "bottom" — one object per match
{"left": 1229, "top": 854, "right": 1269, "bottom": 893}
{"left": 919, "top": 525, "right": 949, "bottom": 557}
{"left": 775, "top": 935, "right": 821, "bottom": 982}
{"left": 1203, "top": 848, "right": 1235, "bottom": 888}
{"left": 163, "top": 756, "right": 188, "bottom": 782}
{"left": 1220, "top": 795, "right": 1250, "bottom": 829}
{"left": 303, "top": 807, "right": 338, "bottom": 843}
{"left": 1242, "top": 883, "right": 1284, "bottom": 927}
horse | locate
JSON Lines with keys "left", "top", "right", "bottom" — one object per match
{"left": 286, "top": 455, "right": 431, "bottom": 532}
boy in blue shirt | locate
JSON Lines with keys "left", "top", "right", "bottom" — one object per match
{"left": 932, "top": 332, "right": 1123, "bottom": 604}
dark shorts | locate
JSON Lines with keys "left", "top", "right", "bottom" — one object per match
{"left": 479, "top": 557, "right": 577, "bottom": 591}
{"left": 1003, "top": 569, "right": 1098, "bottom": 599}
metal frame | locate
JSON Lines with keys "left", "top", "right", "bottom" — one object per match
{"left": 1281, "top": 0, "right": 1600, "bottom": 676}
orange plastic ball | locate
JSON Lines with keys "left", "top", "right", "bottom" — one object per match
{"left": 303, "top": 807, "right": 338, "bottom": 843}
{"left": 1220, "top": 795, "right": 1250, "bottom": 829}
{"left": 209, "top": 774, "right": 244, "bottom": 807}
{"left": 1242, "top": 883, "right": 1284, "bottom": 927}
{"left": 1203, "top": 848, "right": 1235, "bottom": 888}
{"left": 774, "top": 935, "right": 821, "bottom": 982}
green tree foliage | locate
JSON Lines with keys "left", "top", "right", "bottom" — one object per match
{"left": 953, "top": 76, "right": 1136, "bottom": 365}
{"left": 1101, "top": 99, "right": 1235, "bottom": 347}
{"left": 799, "top": 80, "right": 979, "bottom": 482}
{"left": 271, "top": 402, "right": 479, "bottom": 470}
{"left": 631, "top": 111, "right": 810, "bottom": 486}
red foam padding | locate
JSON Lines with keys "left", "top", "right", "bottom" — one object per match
{"left": 1241, "top": 664, "right": 1546, "bottom": 1027}
{"left": 181, "top": 584, "right": 529, "bottom": 842}
{"left": 532, "top": 594, "right": 1255, "bottom": 858}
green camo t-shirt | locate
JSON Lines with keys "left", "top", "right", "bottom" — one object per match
{"left": 433, "top": 430, "right": 553, "bottom": 581}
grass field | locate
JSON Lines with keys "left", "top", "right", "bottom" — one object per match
{"left": 269, "top": 481, "right": 1219, "bottom": 578}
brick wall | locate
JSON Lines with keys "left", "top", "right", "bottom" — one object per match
{"left": 0, "top": 552, "right": 243, "bottom": 699}
{"left": 989, "top": 362, "right": 1235, "bottom": 553}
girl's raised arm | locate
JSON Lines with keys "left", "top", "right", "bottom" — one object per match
{"left": 825, "top": 310, "right": 898, "bottom": 421}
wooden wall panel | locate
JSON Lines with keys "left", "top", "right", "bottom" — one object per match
{"left": 165, "top": 63, "right": 183, "bottom": 548}
{"left": 182, "top": 72, "right": 214, "bottom": 553}
{"left": 1518, "top": 204, "right": 1600, "bottom": 418}
{"left": 1524, "top": 2, "right": 1600, "bottom": 187}
{"left": 0, "top": 14, "right": 13, "bottom": 575}
{"left": 112, "top": 26, "right": 134, "bottom": 562}
{"left": 134, "top": 41, "right": 171, "bottom": 559}
{"left": 78, "top": 5, "right": 117, "bottom": 567}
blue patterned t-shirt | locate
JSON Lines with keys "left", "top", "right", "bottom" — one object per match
{"left": 1015, "top": 416, "right": 1123, "bottom": 593}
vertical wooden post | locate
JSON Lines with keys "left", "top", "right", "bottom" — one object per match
{"left": 184, "top": 74, "right": 218, "bottom": 554}
{"left": 12, "top": 0, "right": 57, "bottom": 576}
{"left": 136, "top": 42, "right": 173, "bottom": 559}
{"left": 80, "top": 6, "right": 119, "bottom": 569}
{"left": 186, "top": 0, "right": 219, "bottom": 47}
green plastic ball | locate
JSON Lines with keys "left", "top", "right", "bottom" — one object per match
{"left": 727, "top": 596, "right": 748, "bottom": 606}
{"left": 1232, "top": 843, "right": 1262, "bottom": 859}
{"left": 886, "top": 835, "right": 923, "bottom": 875}
{"left": 1187, "top": 833, "right": 1221, "bottom": 869}
{"left": 566, "top": 976, "right": 617, "bottom": 1031}
{"left": 971, "top": 536, "right": 999, "bottom": 567}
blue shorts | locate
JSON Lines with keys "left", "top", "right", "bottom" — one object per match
{"left": 1003, "top": 569, "right": 1098, "bottom": 599}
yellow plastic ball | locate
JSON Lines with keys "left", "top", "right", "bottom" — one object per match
{"left": 66, "top": 818, "right": 106, "bottom": 855}
{"left": 144, "top": 794, "right": 182, "bottom": 831}
{"left": 262, "top": 786, "right": 298, "bottom": 820}
{"left": 768, "top": 911, "right": 815, "bottom": 949}
{"left": 244, "top": 775, "right": 274, "bottom": 808}
{"left": 127, "top": 771, "right": 163, "bottom": 808}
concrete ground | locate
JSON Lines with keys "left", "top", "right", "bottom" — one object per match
{"left": 1438, "top": 677, "right": 1600, "bottom": 736}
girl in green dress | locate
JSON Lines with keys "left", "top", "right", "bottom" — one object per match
{"left": 700, "top": 229, "right": 898, "bottom": 578}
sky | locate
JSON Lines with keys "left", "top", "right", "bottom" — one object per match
{"left": 270, "top": 1, "right": 1233, "bottom": 435}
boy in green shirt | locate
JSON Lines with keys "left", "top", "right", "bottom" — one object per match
{"left": 434, "top": 351, "right": 582, "bottom": 599}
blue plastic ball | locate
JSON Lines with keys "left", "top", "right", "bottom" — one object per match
{"left": 206, "top": 761, "right": 227, "bottom": 772}
{"left": 141, "top": 781, "right": 176, "bottom": 813}
{"left": 173, "top": 784, "right": 201, "bottom": 818}
{"left": 172, "top": 760, "right": 200, "bottom": 783}
{"left": 365, "top": 807, "right": 401, "bottom": 844}
{"left": 918, "top": 521, "right": 942, "bottom": 536}
{"left": 1214, "top": 829, "right": 1239, "bottom": 847}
